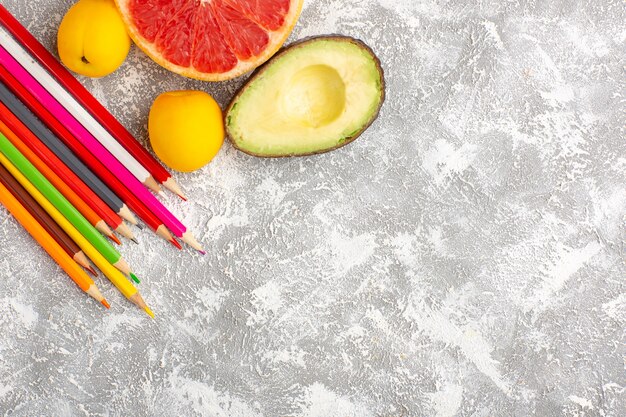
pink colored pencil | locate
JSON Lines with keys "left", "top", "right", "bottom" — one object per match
{"left": 0, "top": 45, "right": 203, "bottom": 253}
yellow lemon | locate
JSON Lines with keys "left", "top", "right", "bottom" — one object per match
{"left": 57, "top": 0, "right": 131, "bottom": 77}
{"left": 148, "top": 91, "right": 224, "bottom": 172}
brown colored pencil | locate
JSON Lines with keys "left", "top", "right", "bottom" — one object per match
{"left": 0, "top": 162, "right": 96, "bottom": 275}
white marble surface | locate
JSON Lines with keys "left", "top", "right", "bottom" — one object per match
{"left": 0, "top": 0, "right": 625, "bottom": 416}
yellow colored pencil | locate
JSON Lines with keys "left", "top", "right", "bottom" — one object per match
{"left": 0, "top": 152, "right": 153, "bottom": 317}
{"left": 0, "top": 180, "right": 108, "bottom": 308}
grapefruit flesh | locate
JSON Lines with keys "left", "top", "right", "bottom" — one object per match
{"left": 115, "top": 0, "right": 303, "bottom": 81}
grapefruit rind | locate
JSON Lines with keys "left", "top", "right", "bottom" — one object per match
{"left": 114, "top": 0, "right": 304, "bottom": 81}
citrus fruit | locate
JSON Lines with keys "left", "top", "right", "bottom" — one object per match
{"left": 57, "top": 0, "right": 131, "bottom": 78}
{"left": 148, "top": 90, "right": 224, "bottom": 172}
{"left": 114, "top": 0, "right": 304, "bottom": 81}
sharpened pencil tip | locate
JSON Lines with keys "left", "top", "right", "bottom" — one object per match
{"left": 198, "top": 249, "right": 206, "bottom": 255}
{"left": 136, "top": 223, "right": 145, "bottom": 230}
{"left": 169, "top": 238, "right": 182, "bottom": 250}
{"left": 130, "top": 273, "right": 140, "bottom": 284}
{"left": 131, "top": 237, "right": 139, "bottom": 244}
{"left": 144, "top": 306, "right": 155, "bottom": 318}
{"left": 109, "top": 234, "right": 122, "bottom": 245}
{"left": 87, "top": 265, "right": 98, "bottom": 277}
{"left": 163, "top": 177, "right": 187, "bottom": 200}
{"left": 145, "top": 177, "right": 162, "bottom": 193}
{"left": 101, "top": 299, "right": 110, "bottom": 309}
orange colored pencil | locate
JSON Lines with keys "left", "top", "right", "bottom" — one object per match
{"left": 0, "top": 119, "right": 120, "bottom": 244}
{"left": 0, "top": 180, "right": 109, "bottom": 308}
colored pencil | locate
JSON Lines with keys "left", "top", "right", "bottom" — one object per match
{"left": 0, "top": 181, "right": 108, "bottom": 308}
{"left": 0, "top": 6, "right": 185, "bottom": 199}
{"left": 0, "top": 158, "right": 151, "bottom": 316}
{"left": 0, "top": 133, "right": 135, "bottom": 276}
{"left": 0, "top": 26, "right": 161, "bottom": 193}
{"left": 0, "top": 118, "right": 120, "bottom": 244}
{"left": 0, "top": 99, "right": 135, "bottom": 242}
{"left": 0, "top": 80, "right": 137, "bottom": 225}
{"left": 0, "top": 163, "right": 96, "bottom": 275}
{"left": 0, "top": 47, "right": 202, "bottom": 252}
{"left": 0, "top": 69, "right": 178, "bottom": 248}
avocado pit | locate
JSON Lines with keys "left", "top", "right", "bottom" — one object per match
{"left": 281, "top": 64, "right": 346, "bottom": 128}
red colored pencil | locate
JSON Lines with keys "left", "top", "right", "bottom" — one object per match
{"left": 0, "top": 5, "right": 186, "bottom": 200}
{"left": 0, "top": 100, "right": 135, "bottom": 241}
{"left": 0, "top": 65, "right": 180, "bottom": 248}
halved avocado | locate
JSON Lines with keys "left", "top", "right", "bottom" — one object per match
{"left": 225, "top": 35, "right": 385, "bottom": 157}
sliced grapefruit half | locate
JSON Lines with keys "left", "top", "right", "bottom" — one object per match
{"left": 115, "top": 0, "right": 304, "bottom": 81}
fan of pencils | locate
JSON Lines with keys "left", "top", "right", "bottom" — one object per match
{"left": 0, "top": 6, "right": 205, "bottom": 317}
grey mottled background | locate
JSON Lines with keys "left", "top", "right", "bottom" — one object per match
{"left": 0, "top": 0, "right": 625, "bottom": 416}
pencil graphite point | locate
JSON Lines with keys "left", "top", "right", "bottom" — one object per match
{"left": 130, "top": 272, "right": 140, "bottom": 284}
{"left": 101, "top": 299, "right": 110, "bottom": 309}
{"left": 131, "top": 237, "right": 139, "bottom": 244}
{"left": 169, "top": 238, "right": 182, "bottom": 250}
{"left": 144, "top": 306, "right": 155, "bottom": 318}
{"left": 87, "top": 265, "right": 98, "bottom": 276}
{"left": 198, "top": 249, "right": 206, "bottom": 255}
{"left": 109, "top": 233, "right": 122, "bottom": 245}
{"left": 136, "top": 223, "right": 145, "bottom": 230}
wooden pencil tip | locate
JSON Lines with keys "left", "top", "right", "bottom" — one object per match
{"left": 131, "top": 237, "right": 139, "bottom": 244}
{"left": 198, "top": 249, "right": 206, "bottom": 255}
{"left": 170, "top": 238, "right": 182, "bottom": 250}
{"left": 109, "top": 234, "right": 122, "bottom": 245}
{"left": 116, "top": 222, "right": 136, "bottom": 240}
{"left": 87, "top": 265, "right": 98, "bottom": 277}
{"left": 136, "top": 223, "right": 145, "bottom": 230}
{"left": 145, "top": 176, "right": 162, "bottom": 193}
{"left": 144, "top": 306, "right": 155, "bottom": 318}
{"left": 114, "top": 259, "right": 132, "bottom": 276}
{"left": 119, "top": 206, "right": 138, "bottom": 224}
{"left": 101, "top": 299, "right": 111, "bottom": 309}
{"left": 181, "top": 231, "right": 204, "bottom": 252}
{"left": 163, "top": 177, "right": 187, "bottom": 200}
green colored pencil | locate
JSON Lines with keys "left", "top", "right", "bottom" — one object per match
{"left": 0, "top": 132, "right": 134, "bottom": 276}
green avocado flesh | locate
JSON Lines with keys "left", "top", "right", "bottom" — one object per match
{"left": 225, "top": 36, "right": 385, "bottom": 157}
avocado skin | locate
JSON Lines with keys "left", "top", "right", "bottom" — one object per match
{"left": 225, "top": 35, "right": 386, "bottom": 158}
